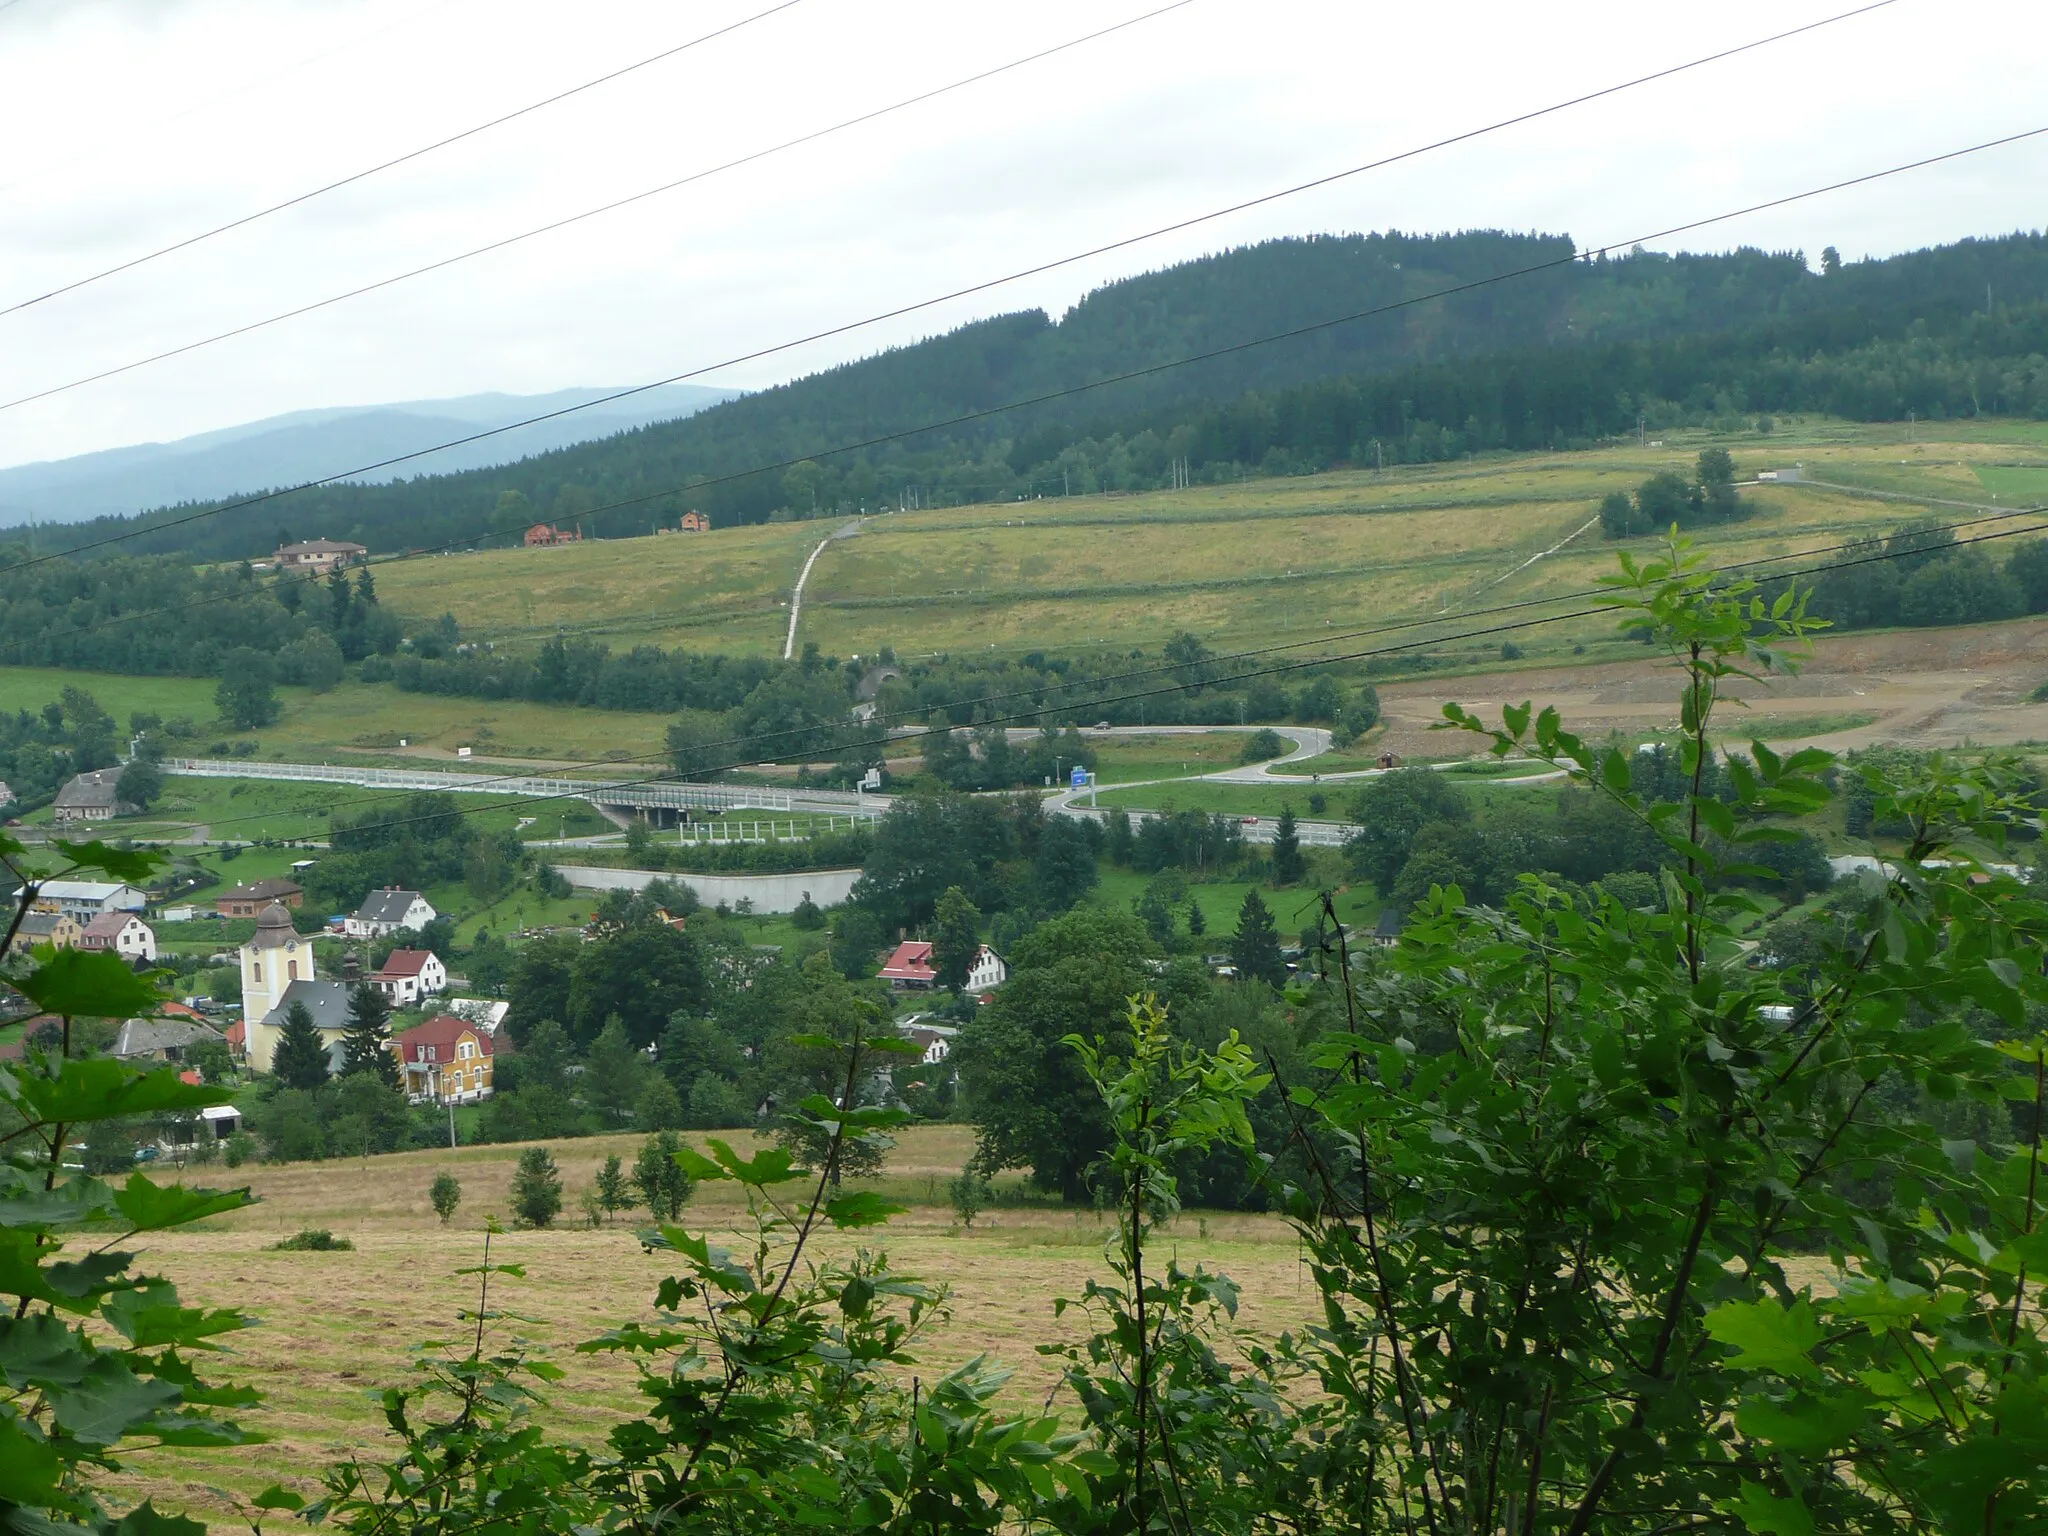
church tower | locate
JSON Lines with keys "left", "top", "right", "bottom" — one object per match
{"left": 240, "top": 902, "right": 314, "bottom": 1072}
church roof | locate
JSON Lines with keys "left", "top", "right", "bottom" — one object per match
{"left": 258, "top": 979, "right": 351, "bottom": 1032}
{"left": 249, "top": 902, "right": 299, "bottom": 949}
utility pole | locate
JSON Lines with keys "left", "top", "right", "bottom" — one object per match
{"left": 447, "top": 1100, "right": 457, "bottom": 1149}
{"left": 1639, "top": 411, "right": 1646, "bottom": 448}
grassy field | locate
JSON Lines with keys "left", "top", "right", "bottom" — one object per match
{"left": 1095, "top": 780, "right": 1354, "bottom": 819}
{"left": 0, "top": 665, "right": 683, "bottom": 766}
{"left": 368, "top": 421, "right": 2048, "bottom": 667}
{"left": 101, "top": 1125, "right": 1308, "bottom": 1521}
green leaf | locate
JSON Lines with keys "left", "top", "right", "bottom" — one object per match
{"left": 824, "top": 1191, "right": 906, "bottom": 1230}
{"left": 1734, "top": 1393, "right": 1866, "bottom": 1454}
{"left": 839, "top": 1274, "right": 875, "bottom": 1316}
{"left": 45, "top": 841, "right": 163, "bottom": 884}
{"left": 110, "top": 1500, "right": 211, "bottom": 1536}
{"left": 251, "top": 1487, "right": 306, "bottom": 1513}
{"left": 47, "top": 1354, "right": 183, "bottom": 1444}
{"left": 0, "top": 1313, "right": 91, "bottom": 1388}
{"left": 671, "top": 1143, "right": 729, "bottom": 1182}
{"left": 704, "top": 1138, "right": 807, "bottom": 1186}
{"left": 1704, "top": 1299, "right": 1826, "bottom": 1380}
{"left": 14, "top": 1059, "right": 224, "bottom": 1128}
{"left": 14, "top": 947, "right": 162, "bottom": 1019}
{"left": 112, "top": 1175, "right": 253, "bottom": 1234}
{"left": 1726, "top": 1481, "right": 1815, "bottom": 1536}
{"left": 0, "top": 1417, "right": 62, "bottom": 1502}
{"left": 784, "top": 1034, "right": 841, "bottom": 1052}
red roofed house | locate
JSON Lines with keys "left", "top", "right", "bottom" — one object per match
{"left": 79, "top": 912, "right": 156, "bottom": 963}
{"left": 371, "top": 948, "right": 447, "bottom": 1006}
{"left": 679, "top": 510, "right": 710, "bottom": 532}
{"left": 523, "top": 522, "right": 582, "bottom": 547}
{"left": 878, "top": 940, "right": 936, "bottom": 990}
{"left": 395, "top": 1014, "right": 496, "bottom": 1104}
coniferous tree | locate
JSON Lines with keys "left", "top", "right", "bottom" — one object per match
{"left": 1229, "top": 888, "right": 1287, "bottom": 987}
{"left": 633, "top": 1130, "right": 694, "bottom": 1221}
{"left": 1271, "top": 805, "right": 1305, "bottom": 886}
{"left": 1186, "top": 898, "right": 1208, "bottom": 940}
{"left": 594, "top": 1154, "right": 633, "bottom": 1220}
{"left": 341, "top": 982, "right": 398, "bottom": 1087}
{"left": 271, "top": 1000, "right": 331, "bottom": 1091}
{"left": 510, "top": 1146, "right": 563, "bottom": 1229}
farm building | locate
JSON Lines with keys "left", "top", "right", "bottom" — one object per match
{"left": 274, "top": 538, "right": 367, "bottom": 573}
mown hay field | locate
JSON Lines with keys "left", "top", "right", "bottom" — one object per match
{"left": 373, "top": 420, "right": 2048, "bottom": 665}
{"left": 103, "top": 1126, "right": 1306, "bottom": 1522}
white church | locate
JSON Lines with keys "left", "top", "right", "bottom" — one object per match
{"left": 239, "top": 902, "right": 351, "bottom": 1074}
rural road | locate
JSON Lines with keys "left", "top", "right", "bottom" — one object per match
{"left": 782, "top": 518, "right": 863, "bottom": 660}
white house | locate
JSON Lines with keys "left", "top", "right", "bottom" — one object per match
{"left": 966, "top": 945, "right": 1007, "bottom": 993}
{"left": 78, "top": 912, "right": 156, "bottom": 963}
{"left": 345, "top": 888, "right": 437, "bottom": 940}
{"left": 370, "top": 948, "right": 448, "bottom": 1006}
{"left": 18, "top": 879, "right": 148, "bottom": 917}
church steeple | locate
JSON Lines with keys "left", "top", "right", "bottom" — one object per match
{"left": 239, "top": 902, "right": 315, "bottom": 1071}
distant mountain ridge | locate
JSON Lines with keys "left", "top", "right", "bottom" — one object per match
{"left": 0, "top": 383, "right": 737, "bottom": 529}
{"left": 38, "top": 227, "right": 2048, "bottom": 562}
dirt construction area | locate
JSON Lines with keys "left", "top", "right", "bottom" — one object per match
{"left": 1372, "top": 616, "right": 2048, "bottom": 758}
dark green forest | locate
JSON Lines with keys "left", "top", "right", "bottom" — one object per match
{"left": 41, "top": 228, "right": 2048, "bottom": 561}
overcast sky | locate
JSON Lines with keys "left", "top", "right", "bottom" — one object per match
{"left": 0, "top": 0, "right": 2042, "bottom": 471}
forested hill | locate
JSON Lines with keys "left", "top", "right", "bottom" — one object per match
{"left": 50, "top": 228, "right": 2048, "bottom": 562}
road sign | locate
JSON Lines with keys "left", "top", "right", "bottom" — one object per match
{"left": 1071, "top": 765, "right": 1089, "bottom": 790}
{"left": 861, "top": 768, "right": 883, "bottom": 792}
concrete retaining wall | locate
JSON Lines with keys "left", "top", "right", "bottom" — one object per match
{"left": 555, "top": 865, "right": 861, "bottom": 913}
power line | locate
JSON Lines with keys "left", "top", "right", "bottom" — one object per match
{"left": 169, "top": 509, "right": 2048, "bottom": 842}
{"left": 0, "top": 0, "right": 809, "bottom": 319}
{"left": 19, "top": 107, "right": 2038, "bottom": 578}
{"left": 0, "top": 0, "right": 1195, "bottom": 415}
{"left": 0, "top": 0, "right": 1888, "bottom": 420}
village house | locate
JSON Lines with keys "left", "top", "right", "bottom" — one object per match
{"left": 876, "top": 941, "right": 1006, "bottom": 993}
{"left": 216, "top": 877, "right": 303, "bottom": 917}
{"left": 679, "top": 510, "right": 710, "bottom": 532}
{"left": 395, "top": 1013, "right": 497, "bottom": 1104}
{"left": 371, "top": 947, "right": 447, "bottom": 1006}
{"left": 1371, "top": 909, "right": 1405, "bottom": 948}
{"left": 273, "top": 538, "right": 367, "bottom": 573}
{"left": 18, "top": 879, "right": 148, "bottom": 917}
{"left": 966, "top": 945, "right": 1007, "bottom": 993}
{"left": 897, "top": 1017, "right": 958, "bottom": 1065}
{"left": 52, "top": 769, "right": 131, "bottom": 822}
{"left": 878, "top": 940, "right": 936, "bottom": 989}
{"left": 346, "top": 888, "right": 437, "bottom": 940}
{"left": 522, "top": 522, "right": 582, "bottom": 547}
{"left": 239, "top": 902, "right": 350, "bottom": 1074}
{"left": 109, "top": 1012, "right": 225, "bottom": 1066}
{"left": 9, "top": 911, "right": 80, "bottom": 955}
{"left": 78, "top": 912, "right": 156, "bottom": 964}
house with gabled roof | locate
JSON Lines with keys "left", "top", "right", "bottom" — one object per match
{"left": 217, "top": 878, "right": 303, "bottom": 917}
{"left": 371, "top": 948, "right": 447, "bottom": 1006}
{"left": 274, "top": 537, "right": 367, "bottom": 573}
{"left": 9, "top": 911, "right": 80, "bottom": 956}
{"left": 878, "top": 940, "right": 936, "bottom": 989}
{"left": 53, "top": 769, "right": 129, "bottom": 822}
{"left": 345, "top": 888, "right": 436, "bottom": 940}
{"left": 395, "top": 1014, "right": 497, "bottom": 1104}
{"left": 79, "top": 912, "right": 156, "bottom": 963}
